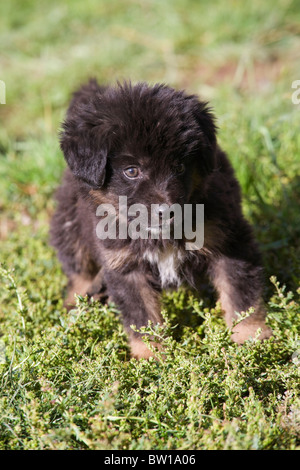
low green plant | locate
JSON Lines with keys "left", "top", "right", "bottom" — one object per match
{"left": 0, "top": 0, "right": 299, "bottom": 450}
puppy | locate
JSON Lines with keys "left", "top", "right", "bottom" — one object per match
{"left": 50, "top": 79, "right": 272, "bottom": 359}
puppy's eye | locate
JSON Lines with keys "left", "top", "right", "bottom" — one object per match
{"left": 176, "top": 163, "right": 185, "bottom": 174}
{"left": 123, "top": 167, "right": 140, "bottom": 179}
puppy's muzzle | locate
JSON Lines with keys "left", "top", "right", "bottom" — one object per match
{"left": 145, "top": 204, "right": 176, "bottom": 237}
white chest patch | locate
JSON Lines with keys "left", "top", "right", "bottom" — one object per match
{"left": 143, "top": 247, "right": 184, "bottom": 288}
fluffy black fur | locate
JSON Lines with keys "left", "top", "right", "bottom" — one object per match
{"left": 50, "top": 79, "right": 272, "bottom": 358}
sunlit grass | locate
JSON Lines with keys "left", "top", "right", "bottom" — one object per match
{"left": 0, "top": 0, "right": 299, "bottom": 450}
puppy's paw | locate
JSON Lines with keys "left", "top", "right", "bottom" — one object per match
{"left": 231, "top": 319, "right": 272, "bottom": 344}
{"left": 130, "top": 338, "right": 163, "bottom": 360}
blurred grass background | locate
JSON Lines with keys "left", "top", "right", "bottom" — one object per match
{"left": 1, "top": 0, "right": 299, "bottom": 288}
{"left": 1, "top": 0, "right": 300, "bottom": 136}
{"left": 0, "top": 0, "right": 299, "bottom": 450}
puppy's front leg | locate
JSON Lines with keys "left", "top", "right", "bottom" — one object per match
{"left": 208, "top": 256, "right": 272, "bottom": 343}
{"left": 104, "top": 269, "right": 163, "bottom": 359}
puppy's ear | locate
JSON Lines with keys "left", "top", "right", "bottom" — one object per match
{"left": 193, "top": 101, "right": 217, "bottom": 175}
{"left": 60, "top": 124, "right": 107, "bottom": 188}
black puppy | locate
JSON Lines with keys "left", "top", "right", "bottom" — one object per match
{"left": 50, "top": 79, "right": 272, "bottom": 358}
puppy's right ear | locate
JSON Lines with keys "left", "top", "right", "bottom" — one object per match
{"left": 192, "top": 101, "right": 217, "bottom": 176}
{"left": 60, "top": 123, "right": 107, "bottom": 188}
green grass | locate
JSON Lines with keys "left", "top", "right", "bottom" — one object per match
{"left": 0, "top": 0, "right": 299, "bottom": 450}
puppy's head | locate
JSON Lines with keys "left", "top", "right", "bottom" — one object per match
{"left": 60, "top": 80, "right": 217, "bottom": 211}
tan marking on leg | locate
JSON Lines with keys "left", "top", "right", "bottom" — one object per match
{"left": 212, "top": 258, "right": 272, "bottom": 343}
{"left": 130, "top": 337, "right": 163, "bottom": 360}
{"left": 126, "top": 271, "right": 163, "bottom": 325}
{"left": 65, "top": 274, "right": 93, "bottom": 309}
{"left": 124, "top": 271, "right": 164, "bottom": 358}
{"left": 231, "top": 309, "right": 273, "bottom": 344}
{"left": 212, "top": 259, "right": 243, "bottom": 327}
{"left": 139, "top": 285, "right": 162, "bottom": 325}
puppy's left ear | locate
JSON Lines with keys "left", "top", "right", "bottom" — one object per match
{"left": 60, "top": 123, "right": 107, "bottom": 188}
{"left": 193, "top": 101, "right": 217, "bottom": 175}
